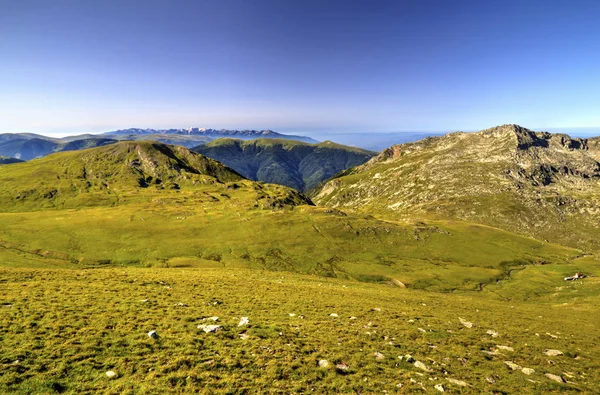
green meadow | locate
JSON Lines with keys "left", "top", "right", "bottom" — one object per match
{"left": 1, "top": 142, "right": 599, "bottom": 393}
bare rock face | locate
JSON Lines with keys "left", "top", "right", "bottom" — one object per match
{"left": 315, "top": 125, "right": 600, "bottom": 250}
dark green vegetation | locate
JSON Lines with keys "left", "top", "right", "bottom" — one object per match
{"left": 193, "top": 138, "right": 376, "bottom": 192}
{"left": 1, "top": 131, "right": 599, "bottom": 393}
{"left": 316, "top": 124, "right": 600, "bottom": 251}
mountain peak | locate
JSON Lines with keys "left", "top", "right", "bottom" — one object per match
{"left": 315, "top": 125, "right": 600, "bottom": 250}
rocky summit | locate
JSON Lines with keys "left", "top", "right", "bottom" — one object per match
{"left": 315, "top": 124, "right": 600, "bottom": 251}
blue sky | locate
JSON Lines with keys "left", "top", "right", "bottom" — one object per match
{"left": 1, "top": 0, "right": 599, "bottom": 136}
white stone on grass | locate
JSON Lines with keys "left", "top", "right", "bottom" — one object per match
{"left": 504, "top": 361, "right": 521, "bottom": 370}
{"left": 105, "top": 371, "right": 117, "bottom": 378}
{"left": 446, "top": 378, "right": 468, "bottom": 387}
{"left": 148, "top": 330, "right": 158, "bottom": 339}
{"left": 414, "top": 361, "right": 431, "bottom": 372}
{"left": 545, "top": 373, "right": 565, "bottom": 383}
{"left": 521, "top": 367, "right": 535, "bottom": 375}
{"left": 238, "top": 317, "right": 249, "bottom": 326}
{"left": 197, "top": 324, "right": 222, "bottom": 333}
{"left": 458, "top": 318, "right": 473, "bottom": 328}
{"left": 496, "top": 345, "right": 514, "bottom": 352}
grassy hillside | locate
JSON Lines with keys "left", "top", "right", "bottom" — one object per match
{"left": 0, "top": 141, "right": 312, "bottom": 212}
{"left": 315, "top": 125, "right": 600, "bottom": 251}
{"left": 193, "top": 138, "right": 376, "bottom": 192}
{"left": 1, "top": 136, "right": 599, "bottom": 393}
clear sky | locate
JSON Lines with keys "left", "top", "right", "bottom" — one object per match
{"left": 1, "top": 0, "right": 599, "bottom": 136}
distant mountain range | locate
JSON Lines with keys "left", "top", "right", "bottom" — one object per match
{"left": 193, "top": 138, "right": 376, "bottom": 192}
{"left": 105, "top": 127, "right": 317, "bottom": 142}
{"left": 0, "top": 128, "right": 318, "bottom": 160}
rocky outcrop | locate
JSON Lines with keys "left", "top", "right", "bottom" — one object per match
{"left": 315, "top": 125, "right": 600, "bottom": 250}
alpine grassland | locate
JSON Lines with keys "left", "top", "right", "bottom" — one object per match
{"left": 1, "top": 139, "right": 600, "bottom": 393}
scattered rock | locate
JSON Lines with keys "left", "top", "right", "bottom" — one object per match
{"left": 418, "top": 328, "right": 427, "bottom": 333}
{"left": 318, "top": 359, "right": 329, "bottom": 368}
{"left": 544, "top": 349, "right": 563, "bottom": 356}
{"left": 482, "top": 350, "right": 501, "bottom": 356}
{"left": 372, "top": 307, "right": 381, "bottom": 312}
{"left": 392, "top": 279, "right": 406, "bottom": 288}
{"left": 545, "top": 373, "right": 565, "bottom": 383}
{"left": 329, "top": 313, "right": 339, "bottom": 317}
{"left": 497, "top": 345, "right": 514, "bottom": 352}
{"left": 238, "top": 317, "right": 249, "bottom": 326}
{"left": 288, "top": 313, "right": 296, "bottom": 317}
{"left": 404, "top": 354, "right": 415, "bottom": 363}
{"left": 197, "top": 324, "right": 222, "bottom": 333}
{"left": 414, "top": 361, "right": 431, "bottom": 372}
{"left": 446, "top": 378, "right": 468, "bottom": 387}
{"left": 105, "top": 371, "right": 117, "bottom": 379}
{"left": 521, "top": 368, "right": 535, "bottom": 375}
{"left": 434, "top": 384, "right": 445, "bottom": 392}
{"left": 335, "top": 362, "right": 350, "bottom": 373}
{"left": 459, "top": 318, "right": 473, "bottom": 328}
{"left": 175, "top": 302, "right": 187, "bottom": 307}
{"left": 545, "top": 332, "right": 559, "bottom": 339}
{"left": 204, "top": 316, "right": 219, "bottom": 322}
{"left": 504, "top": 361, "right": 521, "bottom": 370}
{"left": 486, "top": 330, "right": 499, "bottom": 337}
{"left": 238, "top": 332, "right": 249, "bottom": 340}
{"left": 148, "top": 330, "right": 158, "bottom": 339}
{"left": 349, "top": 316, "right": 357, "bottom": 320}
{"left": 486, "top": 376, "right": 496, "bottom": 384}
{"left": 374, "top": 352, "right": 385, "bottom": 360}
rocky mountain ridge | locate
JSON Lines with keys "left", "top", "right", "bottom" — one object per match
{"left": 105, "top": 128, "right": 318, "bottom": 143}
{"left": 315, "top": 124, "right": 600, "bottom": 250}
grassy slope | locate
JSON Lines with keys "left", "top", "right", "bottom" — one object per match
{"left": 1, "top": 139, "right": 599, "bottom": 393}
{"left": 193, "top": 138, "right": 376, "bottom": 192}
{"left": 1, "top": 267, "right": 598, "bottom": 393}
{"left": 0, "top": 198, "right": 585, "bottom": 293}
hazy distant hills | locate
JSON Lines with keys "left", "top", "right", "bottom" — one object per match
{"left": 0, "top": 136, "right": 117, "bottom": 160}
{"left": 0, "top": 128, "right": 319, "bottom": 160}
{"left": 105, "top": 128, "right": 318, "bottom": 145}
{"left": 0, "top": 156, "right": 24, "bottom": 164}
{"left": 193, "top": 138, "right": 376, "bottom": 192}
{"left": 315, "top": 124, "right": 600, "bottom": 251}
